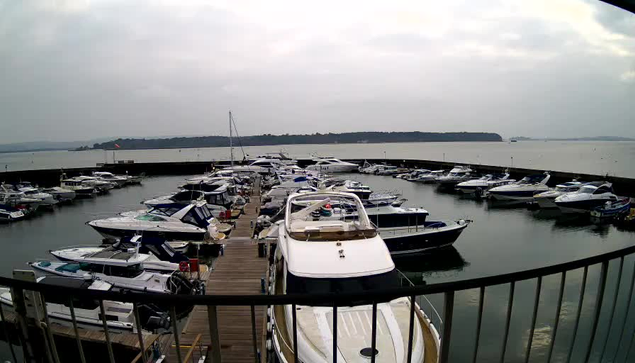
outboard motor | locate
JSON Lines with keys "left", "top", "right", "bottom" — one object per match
{"left": 138, "top": 303, "right": 171, "bottom": 331}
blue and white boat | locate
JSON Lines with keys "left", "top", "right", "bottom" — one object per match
{"left": 487, "top": 173, "right": 551, "bottom": 201}
{"left": 555, "top": 182, "right": 619, "bottom": 214}
{"left": 590, "top": 197, "right": 631, "bottom": 218}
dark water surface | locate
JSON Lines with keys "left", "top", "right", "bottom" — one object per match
{"left": 1, "top": 173, "right": 634, "bottom": 362}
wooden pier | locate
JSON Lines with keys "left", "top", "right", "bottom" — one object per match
{"left": 162, "top": 179, "right": 269, "bottom": 363}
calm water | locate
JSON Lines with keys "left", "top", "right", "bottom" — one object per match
{"left": 0, "top": 173, "right": 634, "bottom": 362}
{"left": 2, "top": 141, "right": 635, "bottom": 177}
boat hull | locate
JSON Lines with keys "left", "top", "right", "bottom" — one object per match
{"left": 381, "top": 222, "right": 468, "bottom": 255}
{"left": 90, "top": 225, "right": 206, "bottom": 241}
{"left": 555, "top": 199, "right": 614, "bottom": 214}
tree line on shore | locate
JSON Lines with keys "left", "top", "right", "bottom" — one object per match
{"left": 89, "top": 131, "right": 503, "bottom": 150}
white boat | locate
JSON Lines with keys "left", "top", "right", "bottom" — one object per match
{"left": 455, "top": 173, "right": 513, "bottom": 195}
{"left": 60, "top": 177, "right": 96, "bottom": 197}
{"left": 405, "top": 169, "right": 431, "bottom": 181}
{"left": 88, "top": 201, "right": 221, "bottom": 241}
{"left": 145, "top": 185, "right": 233, "bottom": 210}
{"left": 0, "top": 184, "right": 42, "bottom": 212}
{"left": 29, "top": 250, "right": 203, "bottom": 296}
{"left": 41, "top": 187, "right": 76, "bottom": 203}
{"left": 224, "top": 158, "right": 283, "bottom": 174}
{"left": 436, "top": 166, "right": 473, "bottom": 187}
{"left": 487, "top": 173, "right": 551, "bottom": 201}
{"left": 533, "top": 181, "right": 583, "bottom": 209}
{"left": 555, "top": 182, "right": 620, "bottom": 214}
{"left": 49, "top": 236, "right": 188, "bottom": 273}
{"left": 0, "top": 276, "right": 170, "bottom": 332}
{"left": 270, "top": 191, "right": 439, "bottom": 363}
{"left": 0, "top": 204, "right": 25, "bottom": 222}
{"left": 18, "top": 187, "right": 58, "bottom": 207}
{"left": 414, "top": 170, "right": 445, "bottom": 183}
{"left": 93, "top": 171, "right": 129, "bottom": 188}
{"left": 306, "top": 158, "right": 358, "bottom": 173}
{"left": 73, "top": 176, "right": 115, "bottom": 193}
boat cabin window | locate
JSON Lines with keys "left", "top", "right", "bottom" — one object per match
{"left": 182, "top": 207, "right": 209, "bottom": 227}
{"left": 150, "top": 205, "right": 183, "bottom": 217}
{"left": 83, "top": 263, "right": 144, "bottom": 278}
{"left": 286, "top": 270, "right": 400, "bottom": 305}
{"left": 135, "top": 214, "right": 166, "bottom": 222}
{"left": 578, "top": 186, "right": 595, "bottom": 194}
{"left": 594, "top": 186, "right": 612, "bottom": 194}
{"left": 173, "top": 190, "right": 203, "bottom": 201}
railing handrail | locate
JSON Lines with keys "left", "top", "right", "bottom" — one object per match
{"left": 5, "top": 243, "right": 635, "bottom": 306}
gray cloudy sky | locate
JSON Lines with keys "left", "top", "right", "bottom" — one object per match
{"left": 0, "top": 0, "right": 634, "bottom": 143}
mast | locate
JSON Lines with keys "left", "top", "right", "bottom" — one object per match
{"left": 229, "top": 111, "right": 234, "bottom": 167}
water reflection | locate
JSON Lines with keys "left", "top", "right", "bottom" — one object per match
{"left": 394, "top": 247, "right": 469, "bottom": 284}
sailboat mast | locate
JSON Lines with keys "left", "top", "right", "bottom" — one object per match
{"left": 229, "top": 111, "right": 234, "bottom": 167}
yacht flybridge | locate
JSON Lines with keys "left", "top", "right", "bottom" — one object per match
{"left": 88, "top": 201, "right": 221, "bottom": 241}
{"left": 270, "top": 192, "right": 439, "bottom": 363}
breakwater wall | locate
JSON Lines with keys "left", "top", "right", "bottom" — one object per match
{"left": 3, "top": 159, "right": 635, "bottom": 197}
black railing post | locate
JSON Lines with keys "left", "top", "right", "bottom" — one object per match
{"left": 546, "top": 271, "right": 566, "bottom": 363}
{"left": 500, "top": 281, "right": 515, "bottom": 363}
{"left": 251, "top": 305, "right": 259, "bottom": 363}
{"left": 207, "top": 305, "right": 222, "bottom": 363}
{"left": 584, "top": 261, "right": 609, "bottom": 362}
{"left": 68, "top": 299, "right": 87, "bottom": 363}
{"left": 133, "top": 303, "right": 147, "bottom": 363}
{"left": 0, "top": 301, "right": 18, "bottom": 363}
{"left": 292, "top": 304, "right": 298, "bottom": 363}
{"left": 39, "top": 294, "right": 60, "bottom": 363}
{"left": 407, "top": 295, "right": 416, "bottom": 363}
{"left": 566, "top": 266, "right": 588, "bottom": 363}
{"left": 600, "top": 256, "right": 624, "bottom": 361}
{"left": 440, "top": 291, "right": 455, "bottom": 363}
{"left": 171, "top": 306, "right": 183, "bottom": 363}
{"left": 99, "top": 299, "right": 115, "bottom": 363}
{"left": 472, "top": 287, "right": 485, "bottom": 363}
{"left": 371, "top": 302, "right": 378, "bottom": 363}
{"left": 333, "top": 304, "right": 338, "bottom": 363}
{"left": 524, "top": 276, "right": 542, "bottom": 363}
{"left": 612, "top": 261, "right": 635, "bottom": 363}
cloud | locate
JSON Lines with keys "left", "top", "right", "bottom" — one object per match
{"left": 621, "top": 70, "right": 635, "bottom": 82}
{"left": 0, "top": 0, "right": 634, "bottom": 143}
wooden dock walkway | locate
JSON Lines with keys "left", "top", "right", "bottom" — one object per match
{"left": 163, "top": 178, "right": 268, "bottom": 363}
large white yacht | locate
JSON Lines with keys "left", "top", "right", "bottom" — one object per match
{"left": 533, "top": 181, "right": 583, "bottom": 209}
{"left": 18, "top": 187, "right": 58, "bottom": 207}
{"left": 487, "top": 173, "right": 551, "bottom": 201}
{"left": 436, "top": 166, "right": 473, "bottom": 187}
{"left": 455, "top": 173, "right": 513, "bottom": 195}
{"left": 88, "top": 201, "right": 221, "bottom": 241}
{"left": 270, "top": 192, "right": 439, "bottom": 363}
{"left": 306, "top": 158, "right": 358, "bottom": 173}
{"left": 93, "top": 171, "right": 129, "bottom": 188}
{"left": 554, "top": 182, "right": 620, "bottom": 213}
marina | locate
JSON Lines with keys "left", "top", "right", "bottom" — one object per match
{"left": 0, "top": 154, "right": 634, "bottom": 362}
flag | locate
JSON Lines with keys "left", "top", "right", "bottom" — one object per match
{"left": 114, "top": 143, "right": 120, "bottom": 149}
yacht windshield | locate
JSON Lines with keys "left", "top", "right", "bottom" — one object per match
{"left": 150, "top": 205, "right": 183, "bottom": 217}
{"left": 286, "top": 270, "right": 400, "bottom": 304}
{"left": 578, "top": 186, "right": 595, "bottom": 194}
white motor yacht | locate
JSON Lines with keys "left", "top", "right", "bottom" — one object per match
{"left": 455, "top": 173, "right": 513, "bottom": 195}
{"left": 18, "top": 187, "right": 58, "bottom": 207}
{"left": 0, "top": 276, "right": 170, "bottom": 332}
{"left": 60, "top": 177, "right": 96, "bottom": 197}
{"left": 0, "top": 185, "right": 42, "bottom": 212}
{"left": 41, "top": 187, "right": 76, "bottom": 203}
{"left": 224, "top": 158, "right": 283, "bottom": 174}
{"left": 487, "top": 173, "right": 551, "bottom": 201}
{"left": 405, "top": 169, "right": 431, "bottom": 181}
{"left": 49, "top": 235, "right": 191, "bottom": 273}
{"left": 73, "top": 176, "right": 115, "bottom": 193}
{"left": 414, "top": 170, "right": 445, "bottom": 183}
{"left": 88, "top": 201, "right": 221, "bottom": 241}
{"left": 306, "top": 158, "right": 358, "bottom": 173}
{"left": 93, "top": 171, "right": 128, "bottom": 188}
{"left": 0, "top": 204, "right": 25, "bottom": 222}
{"left": 145, "top": 184, "right": 234, "bottom": 210}
{"left": 554, "top": 182, "right": 620, "bottom": 213}
{"left": 533, "top": 181, "right": 583, "bottom": 209}
{"left": 321, "top": 179, "right": 372, "bottom": 200}
{"left": 270, "top": 191, "right": 439, "bottom": 363}
{"left": 436, "top": 166, "right": 473, "bottom": 187}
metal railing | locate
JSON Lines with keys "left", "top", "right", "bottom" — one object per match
{"left": 2, "top": 243, "right": 635, "bottom": 362}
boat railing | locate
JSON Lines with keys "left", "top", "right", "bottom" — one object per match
{"left": 2, "top": 243, "right": 635, "bottom": 362}
{"left": 397, "top": 269, "right": 444, "bottom": 331}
